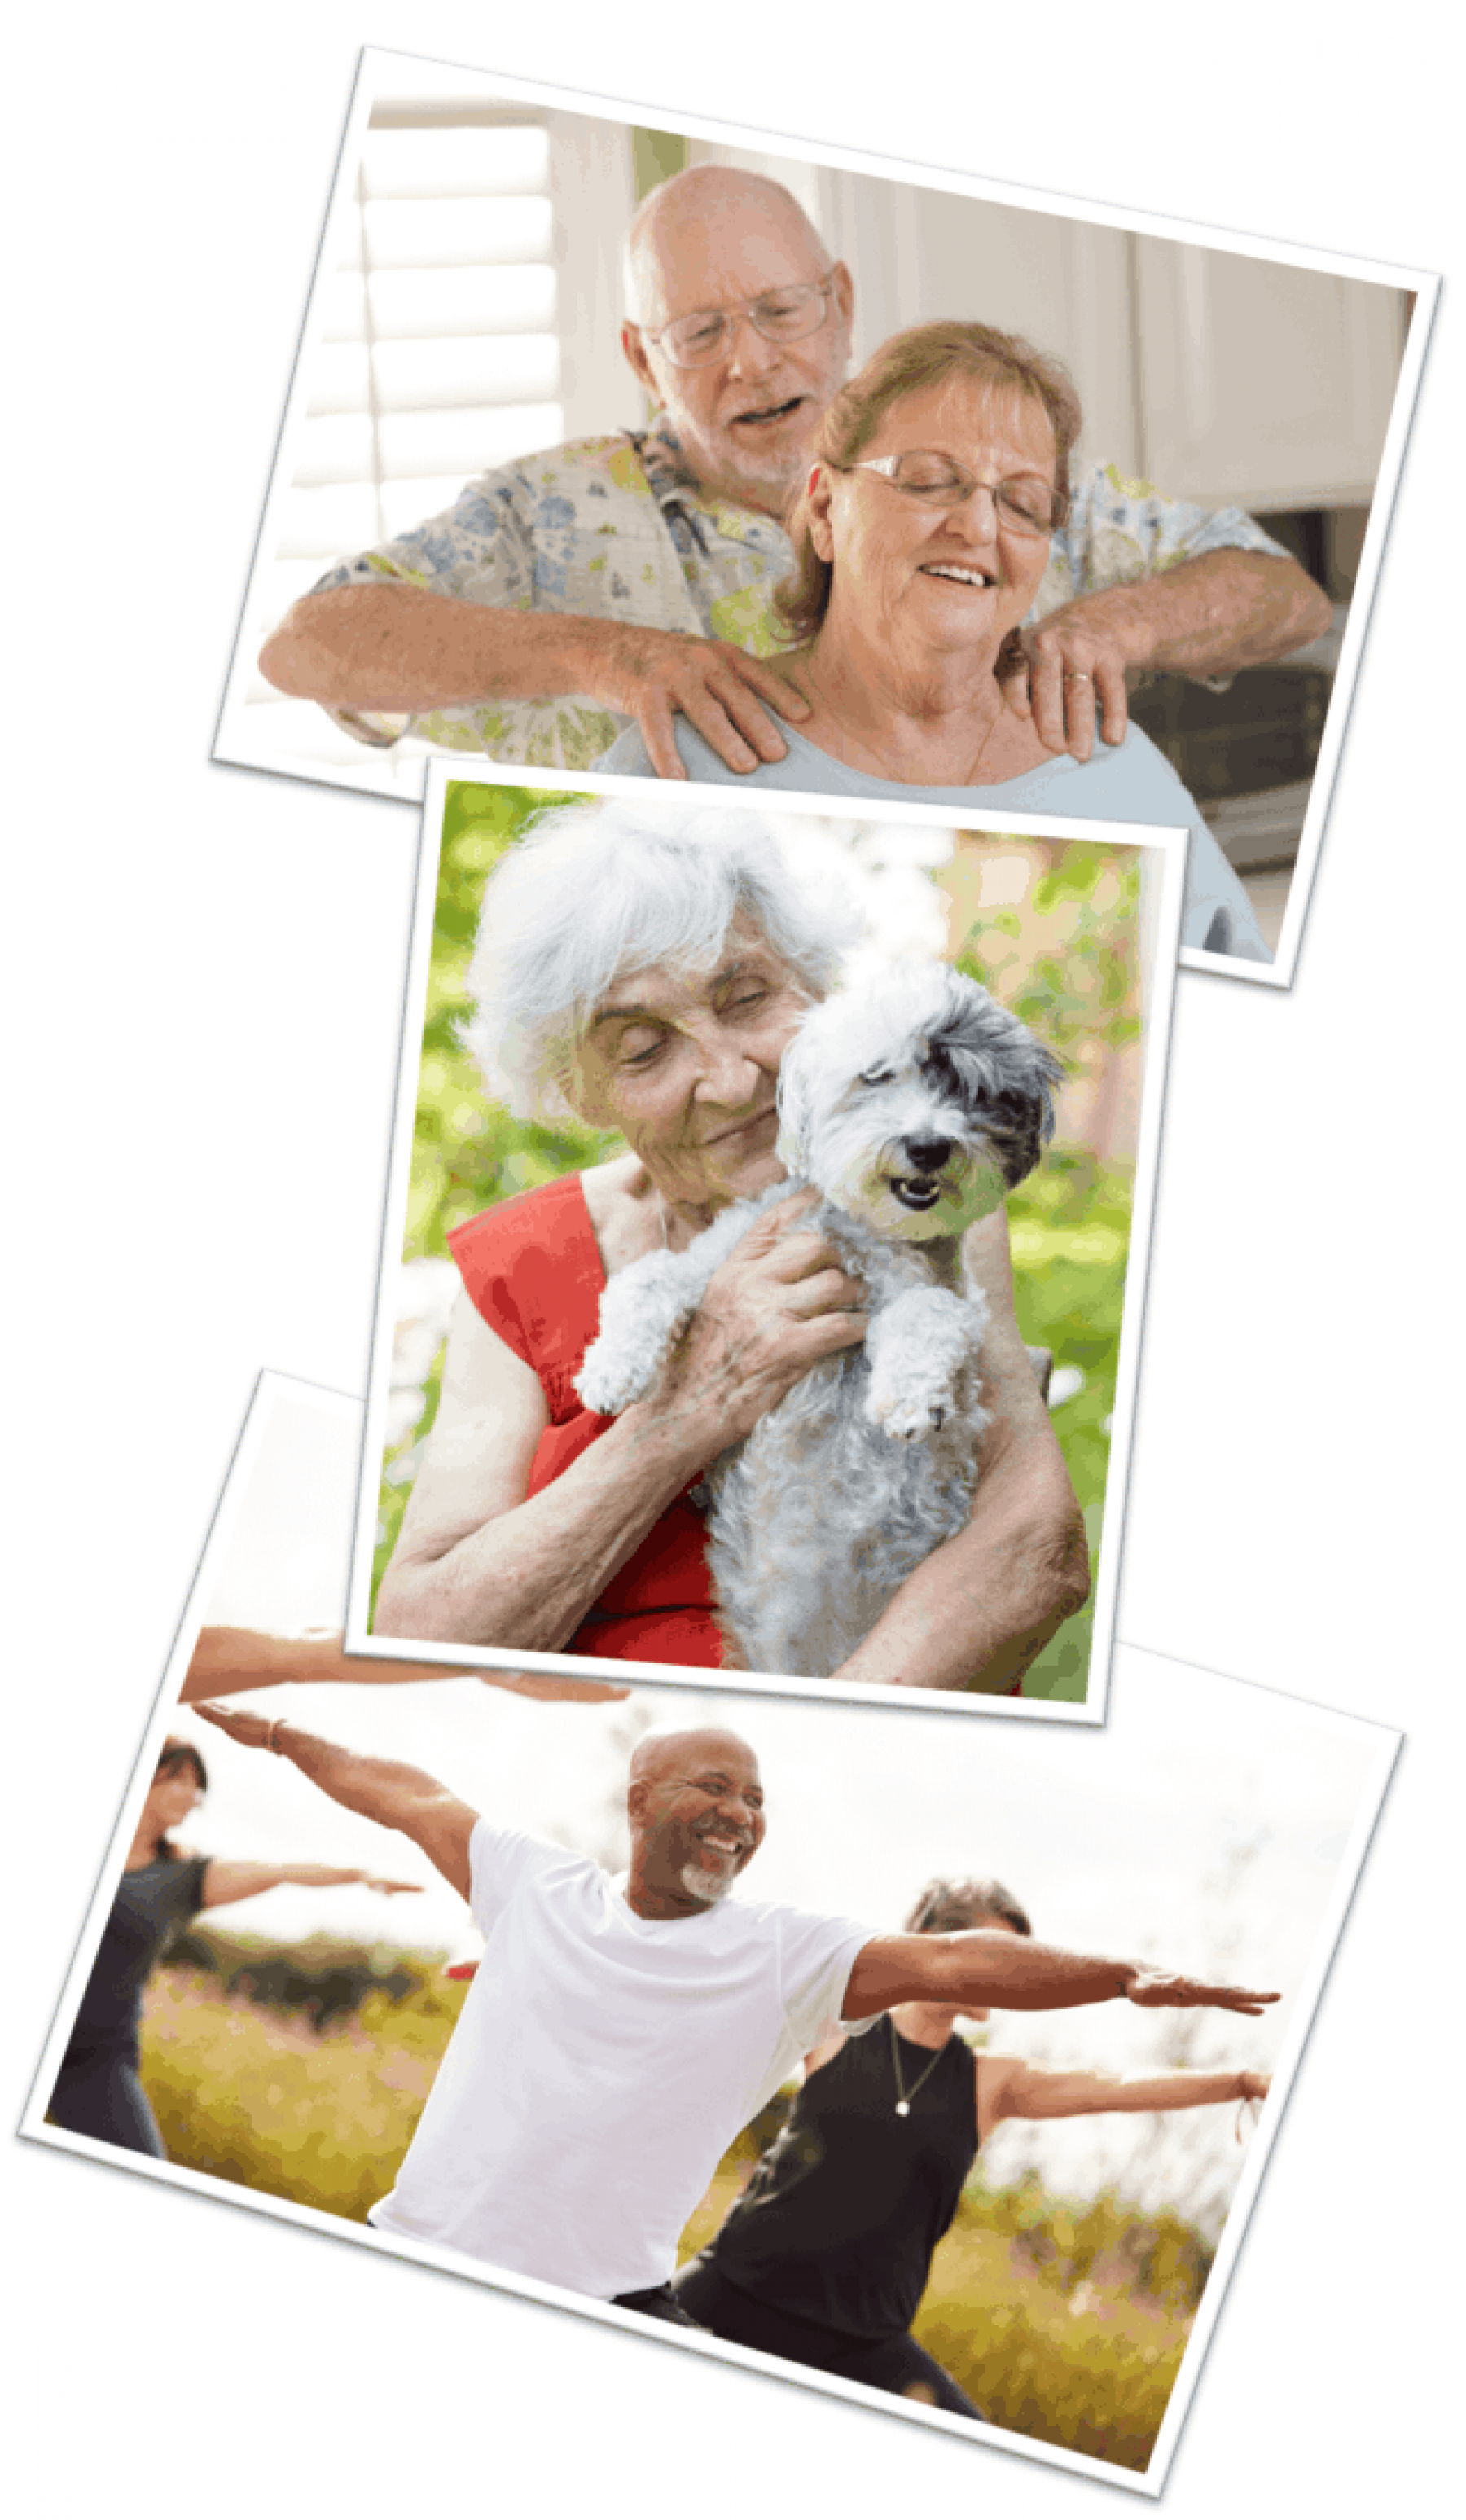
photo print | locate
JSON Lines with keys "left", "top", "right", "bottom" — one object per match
{"left": 23, "top": 1372, "right": 1399, "bottom": 2496}
{"left": 346, "top": 763, "right": 1187, "bottom": 1713}
{"left": 213, "top": 48, "right": 1435, "bottom": 984}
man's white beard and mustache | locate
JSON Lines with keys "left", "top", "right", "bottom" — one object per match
{"left": 681, "top": 1829, "right": 747, "bottom": 1905}
{"left": 681, "top": 1858, "right": 736, "bottom": 1904}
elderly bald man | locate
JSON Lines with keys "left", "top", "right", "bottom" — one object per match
{"left": 195, "top": 1701, "right": 1279, "bottom": 2322}
{"left": 260, "top": 165, "right": 1328, "bottom": 778}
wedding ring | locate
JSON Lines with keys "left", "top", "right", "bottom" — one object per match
{"left": 1064, "top": 670, "right": 1093, "bottom": 683}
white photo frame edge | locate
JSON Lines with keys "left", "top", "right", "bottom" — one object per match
{"left": 342, "top": 755, "right": 1190, "bottom": 1722}
{"left": 209, "top": 42, "right": 1441, "bottom": 995}
{"left": 18, "top": 1406, "right": 1403, "bottom": 2503}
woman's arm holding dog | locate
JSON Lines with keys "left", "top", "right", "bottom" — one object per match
{"left": 376, "top": 1202, "right": 867, "bottom": 1651}
{"left": 833, "top": 1212, "right": 1089, "bottom": 1694}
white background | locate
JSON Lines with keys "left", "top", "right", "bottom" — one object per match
{"left": 9, "top": 4, "right": 1458, "bottom": 2513}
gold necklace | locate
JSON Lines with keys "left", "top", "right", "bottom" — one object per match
{"left": 888, "top": 2014, "right": 948, "bottom": 2118}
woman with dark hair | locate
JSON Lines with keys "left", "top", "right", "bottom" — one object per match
{"left": 599, "top": 319, "right": 1270, "bottom": 964}
{"left": 48, "top": 1735, "right": 421, "bottom": 2160}
{"left": 672, "top": 1874, "right": 1270, "bottom": 2417}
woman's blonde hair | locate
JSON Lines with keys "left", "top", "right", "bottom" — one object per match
{"left": 776, "top": 319, "right": 1082, "bottom": 648}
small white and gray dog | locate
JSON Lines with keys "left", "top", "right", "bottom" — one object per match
{"left": 576, "top": 960, "right": 1062, "bottom": 1679}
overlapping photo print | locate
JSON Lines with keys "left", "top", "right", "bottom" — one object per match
{"left": 24, "top": 1375, "right": 1398, "bottom": 2494}
{"left": 347, "top": 766, "right": 1187, "bottom": 1713}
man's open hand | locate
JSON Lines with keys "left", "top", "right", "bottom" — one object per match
{"left": 1127, "top": 1967, "right": 1280, "bottom": 2017}
{"left": 193, "top": 1700, "right": 273, "bottom": 1750}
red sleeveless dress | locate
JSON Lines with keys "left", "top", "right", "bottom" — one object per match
{"left": 448, "top": 1175, "right": 722, "bottom": 1667}
{"left": 450, "top": 1174, "right": 1025, "bottom": 1695}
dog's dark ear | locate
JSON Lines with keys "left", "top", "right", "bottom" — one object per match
{"left": 992, "top": 1040, "right": 1064, "bottom": 1186}
{"left": 933, "top": 987, "right": 1064, "bottom": 1188}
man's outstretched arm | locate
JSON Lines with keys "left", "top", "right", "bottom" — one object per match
{"left": 259, "top": 586, "right": 805, "bottom": 779}
{"left": 179, "top": 1624, "right": 625, "bottom": 1706}
{"left": 193, "top": 1702, "right": 477, "bottom": 1898}
{"left": 845, "top": 1929, "right": 1279, "bottom": 2021}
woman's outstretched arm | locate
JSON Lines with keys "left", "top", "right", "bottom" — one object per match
{"left": 978, "top": 2055, "right": 1270, "bottom": 2141}
{"left": 193, "top": 1703, "right": 477, "bottom": 1899}
{"left": 198, "top": 1859, "right": 423, "bottom": 1908}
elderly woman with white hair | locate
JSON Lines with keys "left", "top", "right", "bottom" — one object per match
{"left": 373, "top": 798, "right": 1088, "bottom": 1691}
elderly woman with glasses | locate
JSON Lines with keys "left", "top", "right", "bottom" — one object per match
{"left": 373, "top": 800, "right": 1088, "bottom": 1691}
{"left": 599, "top": 319, "right": 1269, "bottom": 964}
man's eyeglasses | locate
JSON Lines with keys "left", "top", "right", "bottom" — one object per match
{"left": 835, "top": 449, "right": 1069, "bottom": 536}
{"left": 640, "top": 278, "right": 839, "bottom": 371}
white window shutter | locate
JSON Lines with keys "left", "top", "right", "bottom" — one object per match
{"left": 244, "top": 94, "right": 604, "bottom": 728}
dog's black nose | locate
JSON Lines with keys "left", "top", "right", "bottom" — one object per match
{"left": 903, "top": 1135, "right": 954, "bottom": 1174}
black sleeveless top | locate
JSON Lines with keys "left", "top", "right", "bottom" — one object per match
{"left": 703, "top": 2019, "right": 978, "bottom": 2338}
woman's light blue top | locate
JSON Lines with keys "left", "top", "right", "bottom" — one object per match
{"left": 595, "top": 716, "right": 1271, "bottom": 965}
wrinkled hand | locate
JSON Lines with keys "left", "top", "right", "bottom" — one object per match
{"left": 600, "top": 625, "right": 810, "bottom": 779}
{"left": 1002, "top": 606, "right": 1132, "bottom": 762}
{"left": 193, "top": 1700, "right": 274, "bottom": 1750}
{"left": 665, "top": 1188, "right": 867, "bottom": 1450}
{"left": 1127, "top": 1968, "right": 1280, "bottom": 2017}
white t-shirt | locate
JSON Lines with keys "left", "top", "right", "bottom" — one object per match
{"left": 369, "top": 1820, "right": 875, "bottom": 2300}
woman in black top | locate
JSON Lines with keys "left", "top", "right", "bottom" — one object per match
{"left": 49, "top": 1735, "right": 420, "bottom": 2159}
{"left": 673, "top": 1877, "right": 1271, "bottom": 2418}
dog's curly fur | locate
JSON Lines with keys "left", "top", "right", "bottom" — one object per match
{"left": 576, "top": 961, "right": 1060, "bottom": 1679}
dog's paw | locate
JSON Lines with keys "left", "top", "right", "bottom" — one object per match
{"left": 864, "top": 1386, "right": 952, "bottom": 1444}
{"left": 574, "top": 1343, "right": 649, "bottom": 1417}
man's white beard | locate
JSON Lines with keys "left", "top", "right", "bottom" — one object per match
{"left": 681, "top": 1859, "right": 735, "bottom": 1906}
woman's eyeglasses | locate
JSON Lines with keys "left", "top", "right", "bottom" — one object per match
{"left": 641, "top": 279, "right": 838, "bottom": 371}
{"left": 836, "top": 450, "right": 1069, "bottom": 535}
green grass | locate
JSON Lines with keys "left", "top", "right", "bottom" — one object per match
{"left": 139, "top": 1965, "right": 1201, "bottom": 2469}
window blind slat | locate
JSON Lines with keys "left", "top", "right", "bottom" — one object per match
{"left": 377, "top": 402, "right": 564, "bottom": 481}
{"left": 292, "top": 412, "right": 377, "bottom": 486}
{"left": 360, "top": 125, "right": 550, "bottom": 200}
{"left": 372, "top": 334, "right": 560, "bottom": 412}
{"left": 275, "top": 482, "right": 381, "bottom": 559}
{"left": 306, "top": 341, "right": 373, "bottom": 415}
{"left": 366, "top": 265, "right": 557, "bottom": 340}
{"left": 359, "top": 195, "right": 555, "bottom": 271}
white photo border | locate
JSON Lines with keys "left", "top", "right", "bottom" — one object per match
{"left": 342, "top": 756, "right": 1189, "bottom": 1722}
{"left": 210, "top": 43, "right": 1440, "bottom": 996}
{"left": 18, "top": 1368, "right": 1402, "bottom": 2496}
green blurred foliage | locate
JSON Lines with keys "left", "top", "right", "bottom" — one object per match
{"left": 380, "top": 785, "right": 1133, "bottom": 1697}
{"left": 406, "top": 783, "right": 622, "bottom": 1262}
{"left": 142, "top": 1960, "right": 465, "bottom": 2223}
{"left": 952, "top": 838, "right": 1142, "bottom": 1056}
{"left": 140, "top": 1965, "right": 1207, "bottom": 2469}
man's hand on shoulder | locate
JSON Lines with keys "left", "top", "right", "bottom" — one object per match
{"left": 1001, "top": 603, "right": 1135, "bottom": 762}
{"left": 592, "top": 624, "right": 811, "bottom": 779}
